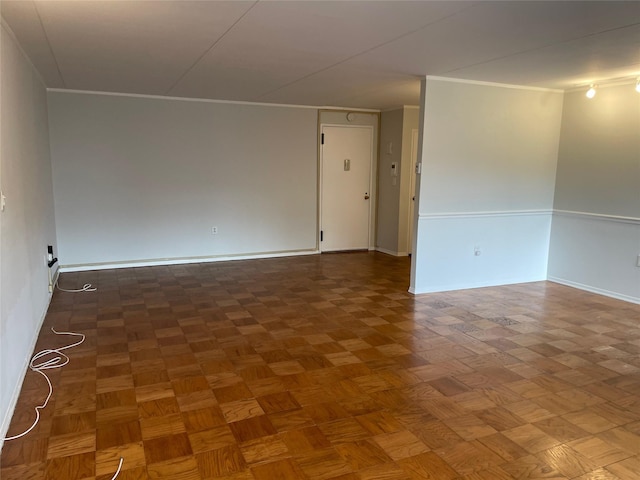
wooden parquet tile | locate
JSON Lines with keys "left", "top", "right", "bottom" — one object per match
{"left": 2, "top": 252, "right": 640, "bottom": 479}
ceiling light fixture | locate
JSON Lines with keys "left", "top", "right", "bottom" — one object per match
{"left": 585, "top": 85, "right": 597, "bottom": 99}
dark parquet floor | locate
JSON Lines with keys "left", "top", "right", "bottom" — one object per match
{"left": 2, "top": 252, "right": 640, "bottom": 479}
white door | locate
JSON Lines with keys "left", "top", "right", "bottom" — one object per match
{"left": 320, "top": 125, "right": 373, "bottom": 252}
{"left": 408, "top": 129, "right": 419, "bottom": 255}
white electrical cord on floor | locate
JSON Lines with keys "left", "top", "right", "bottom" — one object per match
{"left": 4, "top": 326, "right": 125, "bottom": 477}
{"left": 4, "top": 328, "right": 85, "bottom": 441}
{"left": 55, "top": 279, "right": 97, "bottom": 292}
{"left": 111, "top": 457, "right": 124, "bottom": 479}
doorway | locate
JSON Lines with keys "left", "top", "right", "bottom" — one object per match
{"left": 320, "top": 125, "right": 374, "bottom": 252}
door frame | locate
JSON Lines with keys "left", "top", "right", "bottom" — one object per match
{"left": 319, "top": 123, "right": 375, "bottom": 253}
{"left": 407, "top": 128, "right": 419, "bottom": 255}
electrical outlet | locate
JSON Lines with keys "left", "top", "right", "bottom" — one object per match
{"left": 474, "top": 246, "right": 481, "bottom": 256}
{"left": 212, "top": 226, "right": 218, "bottom": 235}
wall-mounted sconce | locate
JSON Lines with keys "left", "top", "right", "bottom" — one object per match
{"left": 636, "top": 78, "right": 640, "bottom": 93}
{"left": 585, "top": 85, "right": 597, "bottom": 99}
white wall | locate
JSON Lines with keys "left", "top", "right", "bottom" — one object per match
{"left": 377, "top": 106, "right": 419, "bottom": 257}
{"left": 48, "top": 92, "right": 319, "bottom": 268}
{"left": 377, "top": 108, "right": 404, "bottom": 254}
{"left": 411, "top": 77, "right": 564, "bottom": 293}
{"left": 398, "top": 107, "right": 419, "bottom": 255}
{"left": 0, "top": 23, "right": 57, "bottom": 445}
{"left": 549, "top": 84, "right": 640, "bottom": 303}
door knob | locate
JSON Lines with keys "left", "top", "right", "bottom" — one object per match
{"left": 364, "top": 193, "right": 370, "bottom": 200}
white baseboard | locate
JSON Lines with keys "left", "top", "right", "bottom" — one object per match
{"left": 548, "top": 277, "right": 640, "bottom": 305}
{"left": 0, "top": 292, "right": 52, "bottom": 452}
{"left": 60, "top": 249, "right": 320, "bottom": 272}
{"left": 375, "top": 247, "right": 409, "bottom": 257}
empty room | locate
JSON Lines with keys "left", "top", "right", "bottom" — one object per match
{"left": 1, "top": 1, "right": 639, "bottom": 479}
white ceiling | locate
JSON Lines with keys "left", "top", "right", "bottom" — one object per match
{"left": 2, "top": 1, "right": 639, "bottom": 110}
